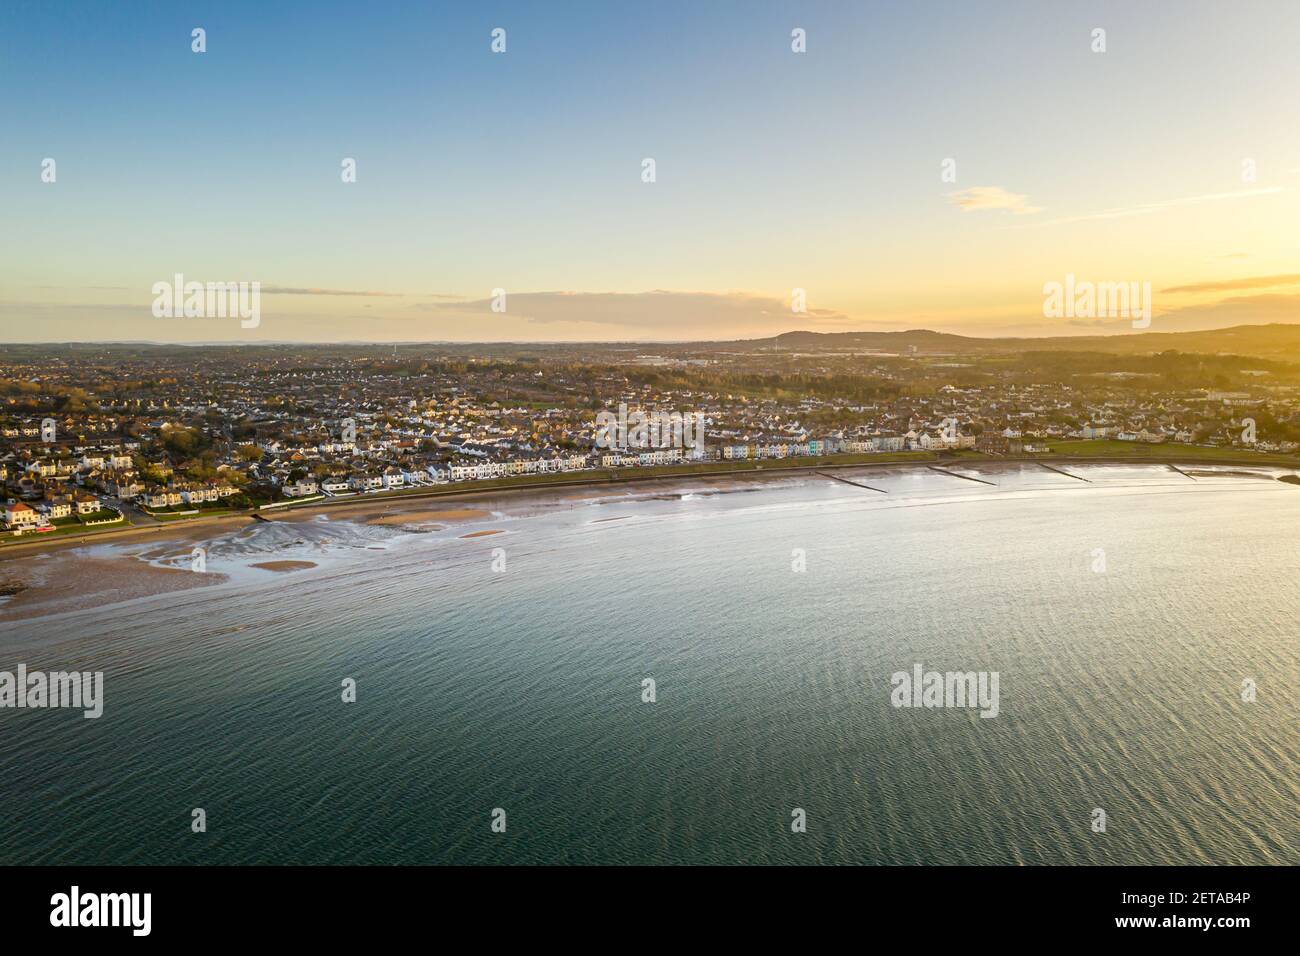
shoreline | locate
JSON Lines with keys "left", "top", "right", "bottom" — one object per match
{"left": 1, "top": 455, "right": 1295, "bottom": 625}
{"left": 1, "top": 452, "right": 1297, "bottom": 564}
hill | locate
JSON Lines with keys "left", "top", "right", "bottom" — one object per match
{"left": 759, "top": 324, "right": 1300, "bottom": 360}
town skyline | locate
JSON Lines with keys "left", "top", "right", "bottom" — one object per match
{"left": 5, "top": 331, "right": 1298, "bottom": 540}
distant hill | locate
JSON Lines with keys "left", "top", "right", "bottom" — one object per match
{"left": 9, "top": 323, "right": 1300, "bottom": 361}
{"left": 757, "top": 324, "right": 1300, "bottom": 360}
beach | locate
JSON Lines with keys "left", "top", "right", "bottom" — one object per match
{"left": 2, "top": 461, "right": 1298, "bottom": 626}
{"left": 0, "top": 472, "right": 785, "bottom": 621}
{"left": 0, "top": 553, "right": 226, "bottom": 622}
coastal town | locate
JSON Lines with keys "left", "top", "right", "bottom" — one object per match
{"left": 3, "top": 334, "right": 1299, "bottom": 538}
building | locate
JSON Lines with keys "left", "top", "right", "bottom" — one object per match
{"left": 4, "top": 501, "right": 40, "bottom": 530}
{"left": 284, "top": 478, "right": 320, "bottom": 497}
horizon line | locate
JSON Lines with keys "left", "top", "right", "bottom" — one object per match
{"left": 3, "top": 321, "right": 1296, "bottom": 349}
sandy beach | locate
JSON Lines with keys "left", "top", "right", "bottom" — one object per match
{"left": 0, "top": 490, "right": 534, "bottom": 622}
{"left": 0, "top": 471, "right": 770, "bottom": 623}
{"left": 0, "top": 469, "right": 874, "bottom": 623}
{"left": 0, "top": 553, "right": 225, "bottom": 622}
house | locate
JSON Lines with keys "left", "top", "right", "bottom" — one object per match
{"left": 106, "top": 476, "right": 143, "bottom": 499}
{"left": 40, "top": 498, "right": 72, "bottom": 520}
{"left": 143, "top": 488, "right": 184, "bottom": 509}
{"left": 210, "top": 480, "right": 238, "bottom": 498}
{"left": 177, "top": 484, "right": 218, "bottom": 505}
{"left": 74, "top": 493, "right": 100, "bottom": 515}
{"left": 637, "top": 448, "right": 682, "bottom": 465}
{"left": 3, "top": 501, "right": 39, "bottom": 530}
{"left": 284, "top": 478, "right": 319, "bottom": 497}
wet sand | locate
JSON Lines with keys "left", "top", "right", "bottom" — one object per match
{"left": 251, "top": 560, "right": 318, "bottom": 573}
{"left": 459, "top": 529, "right": 504, "bottom": 539}
{"left": 0, "top": 498, "right": 516, "bottom": 622}
{"left": 365, "top": 508, "right": 490, "bottom": 526}
{"left": 0, "top": 554, "right": 225, "bottom": 623}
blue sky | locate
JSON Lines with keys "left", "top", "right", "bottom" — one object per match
{"left": 2, "top": 0, "right": 1298, "bottom": 341}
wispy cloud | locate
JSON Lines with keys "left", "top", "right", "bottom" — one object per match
{"left": 261, "top": 286, "right": 410, "bottom": 297}
{"left": 947, "top": 186, "right": 1041, "bottom": 215}
{"left": 1041, "top": 187, "right": 1286, "bottom": 226}
{"left": 1162, "top": 273, "right": 1300, "bottom": 294}
{"left": 36, "top": 285, "right": 131, "bottom": 291}
{"left": 422, "top": 290, "right": 851, "bottom": 332}
{"left": 1140, "top": 292, "right": 1300, "bottom": 331}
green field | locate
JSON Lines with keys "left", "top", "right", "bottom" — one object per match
{"left": 1044, "top": 439, "right": 1298, "bottom": 464}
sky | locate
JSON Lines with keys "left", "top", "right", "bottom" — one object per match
{"left": 1, "top": 0, "right": 1298, "bottom": 343}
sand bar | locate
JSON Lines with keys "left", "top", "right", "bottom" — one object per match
{"left": 251, "top": 560, "right": 318, "bottom": 573}
{"left": 366, "top": 508, "right": 489, "bottom": 526}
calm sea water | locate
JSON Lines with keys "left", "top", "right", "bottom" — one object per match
{"left": 1, "top": 463, "right": 1297, "bottom": 864}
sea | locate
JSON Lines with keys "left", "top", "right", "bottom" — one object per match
{"left": 1, "top": 462, "right": 1296, "bottom": 864}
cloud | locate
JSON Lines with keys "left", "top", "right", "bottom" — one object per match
{"left": 947, "top": 186, "right": 1041, "bottom": 215}
{"left": 1161, "top": 273, "right": 1300, "bottom": 294}
{"left": 1040, "top": 187, "right": 1286, "bottom": 226}
{"left": 420, "top": 290, "right": 851, "bottom": 333}
{"left": 35, "top": 285, "right": 131, "bottom": 291}
{"left": 1144, "top": 292, "right": 1300, "bottom": 332}
{"left": 261, "top": 286, "right": 410, "bottom": 297}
